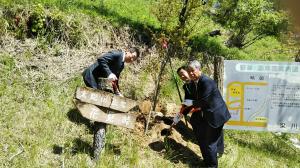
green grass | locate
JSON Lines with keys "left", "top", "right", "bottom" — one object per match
{"left": 0, "top": 0, "right": 296, "bottom": 60}
{"left": 0, "top": 0, "right": 300, "bottom": 167}
{"left": 0, "top": 0, "right": 160, "bottom": 28}
{"left": 0, "top": 53, "right": 179, "bottom": 167}
{"left": 222, "top": 130, "right": 300, "bottom": 168}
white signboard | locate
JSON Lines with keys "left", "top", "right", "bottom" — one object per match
{"left": 224, "top": 60, "right": 300, "bottom": 133}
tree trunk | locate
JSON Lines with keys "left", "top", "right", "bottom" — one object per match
{"left": 295, "top": 49, "right": 300, "bottom": 62}
{"left": 145, "top": 53, "right": 168, "bottom": 134}
{"left": 214, "top": 56, "right": 224, "bottom": 94}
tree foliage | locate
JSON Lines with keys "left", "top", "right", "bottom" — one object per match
{"left": 151, "top": 0, "right": 205, "bottom": 58}
{"left": 151, "top": 0, "right": 289, "bottom": 57}
{"left": 210, "top": 0, "right": 288, "bottom": 48}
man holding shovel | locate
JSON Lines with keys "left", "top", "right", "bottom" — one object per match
{"left": 82, "top": 47, "right": 140, "bottom": 160}
{"left": 175, "top": 66, "right": 224, "bottom": 157}
{"left": 180, "top": 60, "right": 230, "bottom": 168}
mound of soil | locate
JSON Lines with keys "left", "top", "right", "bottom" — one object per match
{"left": 133, "top": 112, "right": 203, "bottom": 165}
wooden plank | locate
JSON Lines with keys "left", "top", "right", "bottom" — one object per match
{"left": 75, "top": 87, "right": 137, "bottom": 112}
{"left": 110, "top": 94, "right": 137, "bottom": 112}
{"left": 76, "top": 87, "right": 112, "bottom": 108}
{"left": 75, "top": 101, "right": 136, "bottom": 129}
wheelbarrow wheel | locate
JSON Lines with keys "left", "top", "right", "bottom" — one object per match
{"left": 93, "top": 122, "right": 106, "bottom": 161}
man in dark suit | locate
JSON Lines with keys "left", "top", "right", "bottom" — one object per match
{"left": 83, "top": 47, "right": 140, "bottom": 93}
{"left": 82, "top": 47, "right": 140, "bottom": 160}
{"left": 175, "top": 65, "right": 225, "bottom": 158}
{"left": 172, "top": 66, "right": 192, "bottom": 123}
{"left": 182, "top": 60, "right": 231, "bottom": 168}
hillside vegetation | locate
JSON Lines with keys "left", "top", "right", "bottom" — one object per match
{"left": 0, "top": 0, "right": 299, "bottom": 167}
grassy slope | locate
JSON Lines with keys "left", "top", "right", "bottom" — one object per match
{"left": 0, "top": 54, "right": 178, "bottom": 168}
{"left": 0, "top": 0, "right": 299, "bottom": 168}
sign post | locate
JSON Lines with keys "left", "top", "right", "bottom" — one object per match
{"left": 224, "top": 60, "right": 300, "bottom": 133}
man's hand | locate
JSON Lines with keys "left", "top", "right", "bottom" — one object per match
{"left": 172, "top": 112, "right": 183, "bottom": 125}
{"left": 108, "top": 73, "right": 118, "bottom": 81}
{"left": 182, "top": 99, "right": 193, "bottom": 107}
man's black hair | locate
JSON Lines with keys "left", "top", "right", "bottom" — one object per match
{"left": 177, "top": 66, "right": 187, "bottom": 74}
{"left": 128, "top": 47, "right": 140, "bottom": 58}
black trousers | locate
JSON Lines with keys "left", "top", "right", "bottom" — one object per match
{"left": 190, "top": 112, "right": 224, "bottom": 168}
{"left": 217, "top": 130, "right": 224, "bottom": 154}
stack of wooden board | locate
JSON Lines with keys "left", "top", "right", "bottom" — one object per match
{"left": 74, "top": 87, "right": 137, "bottom": 129}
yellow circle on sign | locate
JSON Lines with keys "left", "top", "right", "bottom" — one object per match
{"left": 229, "top": 84, "right": 242, "bottom": 97}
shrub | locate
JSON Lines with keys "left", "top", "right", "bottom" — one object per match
{"left": 1, "top": 4, "right": 87, "bottom": 47}
{"left": 27, "top": 4, "right": 46, "bottom": 37}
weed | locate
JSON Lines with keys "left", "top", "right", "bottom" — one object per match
{"left": 0, "top": 17, "right": 9, "bottom": 38}
{"left": 0, "top": 53, "right": 15, "bottom": 72}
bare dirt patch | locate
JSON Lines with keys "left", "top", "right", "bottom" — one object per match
{"left": 132, "top": 111, "right": 203, "bottom": 166}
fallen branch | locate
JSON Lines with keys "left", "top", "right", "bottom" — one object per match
{"left": 9, "top": 143, "right": 25, "bottom": 161}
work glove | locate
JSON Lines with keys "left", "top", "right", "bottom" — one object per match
{"left": 172, "top": 112, "right": 183, "bottom": 125}
{"left": 182, "top": 99, "right": 194, "bottom": 107}
{"left": 108, "top": 73, "right": 118, "bottom": 82}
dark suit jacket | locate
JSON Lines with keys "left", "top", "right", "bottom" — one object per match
{"left": 83, "top": 50, "right": 124, "bottom": 89}
{"left": 184, "top": 74, "right": 231, "bottom": 128}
